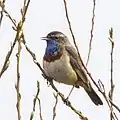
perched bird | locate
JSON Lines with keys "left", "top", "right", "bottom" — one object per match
{"left": 42, "top": 31, "right": 103, "bottom": 106}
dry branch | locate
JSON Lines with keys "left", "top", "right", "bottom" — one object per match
{"left": 53, "top": 93, "right": 58, "bottom": 120}
{"left": 0, "top": 0, "right": 6, "bottom": 27}
{"left": 15, "top": 31, "right": 22, "bottom": 120}
{"left": 108, "top": 28, "right": 115, "bottom": 120}
{"left": 86, "top": 0, "right": 96, "bottom": 66}
{"left": 63, "top": 0, "right": 82, "bottom": 62}
{"left": 30, "top": 81, "right": 40, "bottom": 120}
{"left": 37, "top": 97, "right": 43, "bottom": 120}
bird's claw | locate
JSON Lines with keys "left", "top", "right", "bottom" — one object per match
{"left": 63, "top": 97, "right": 70, "bottom": 105}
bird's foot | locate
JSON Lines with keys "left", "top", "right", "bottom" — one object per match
{"left": 66, "top": 86, "right": 75, "bottom": 100}
{"left": 63, "top": 97, "right": 71, "bottom": 105}
{"left": 58, "top": 92, "right": 70, "bottom": 105}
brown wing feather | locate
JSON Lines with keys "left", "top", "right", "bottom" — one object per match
{"left": 65, "top": 45, "right": 90, "bottom": 90}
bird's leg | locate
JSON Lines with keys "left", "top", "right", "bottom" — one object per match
{"left": 63, "top": 86, "right": 74, "bottom": 105}
{"left": 66, "top": 86, "right": 75, "bottom": 100}
{"left": 65, "top": 80, "right": 80, "bottom": 101}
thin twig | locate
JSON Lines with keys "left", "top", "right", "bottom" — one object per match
{"left": 0, "top": 10, "right": 16, "bottom": 78}
{"left": 113, "top": 113, "right": 119, "bottom": 120}
{"left": 108, "top": 27, "right": 115, "bottom": 120}
{"left": 63, "top": 0, "right": 82, "bottom": 62}
{"left": 53, "top": 93, "right": 58, "bottom": 120}
{"left": 14, "top": 4, "right": 31, "bottom": 117}
{"left": 0, "top": 0, "right": 6, "bottom": 28}
{"left": 0, "top": 23, "right": 21, "bottom": 79}
{"left": 4, "top": 9, "right": 17, "bottom": 28}
{"left": 0, "top": 25, "right": 18, "bottom": 78}
{"left": 21, "top": 0, "right": 30, "bottom": 22}
{"left": 109, "top": 100, "right": 120, "bottom": 113}
{"left": 86, "top": 0, "right": 96, "bottom": 66}
{"left": 30, "top": 81, "right": 40, "bottom": 120}
{"left": 37, "top": 97, "right": 43, "bottom": 120}
{"left": 15, "top": 32, "right": 22, "bottom": 120}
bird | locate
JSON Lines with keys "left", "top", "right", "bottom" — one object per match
{"left": 42, "top": 31, "right": 103, "bottom": 106}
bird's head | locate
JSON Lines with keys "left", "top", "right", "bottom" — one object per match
{"left": 42, "top": 31, "right": 70, "bottom": 58}
{"left": 42, "top": 31, "right": 69, "bottom": 46}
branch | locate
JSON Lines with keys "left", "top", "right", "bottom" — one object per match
{"left": 108, "top": 27, "right": 115, "bottom": 120}
{"left": 0, "top": 11, "right": 16, "bottom": 78}
{"left": 86, "top": 0, "right": 96, "bottom": 66}
{"left": 21, "top": 0, "right": 30, "bottom": 23}
{"left": 0, "top": 0, "right": 6, "bottom": 28}
{"left": 63, "top": 0, "right": 82, "bottom": 63}
{"left": 109, "top": 100, "right": 120, "bottom": 113}
{"left": 53, "top": 93, "right": 58, "bottom": 120}
{"left": 30, "top": 81, "right": 40, "bottom": 120}
{"left": 37, "top": 97, "right": 43, "bottom": 120}
{"left": 15, "top": 31, "right": 22, "bottom": 120}
{"left": 4, "top": 10, "right": 17, "bottom": 28}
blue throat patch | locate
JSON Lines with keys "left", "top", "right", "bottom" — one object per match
{"left": 45, "top": 40, "right": 60, "bottom": 56}
{"left": 44, "top": 40, "right": 63, "bottom": 62}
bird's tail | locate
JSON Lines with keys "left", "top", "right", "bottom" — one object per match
{"left": 85, "top": 87, "right": 103, "bottom": 106}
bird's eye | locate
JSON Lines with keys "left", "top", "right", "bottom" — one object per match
{"left": 49, "top": 35, "right": 58, "bottom": 40}
{"left": 54, "top": 36, "right": 58, "bottom": 39}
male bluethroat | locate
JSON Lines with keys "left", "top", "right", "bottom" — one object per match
{"left": 42, "top": 31, "right": 103, "bottom": 106}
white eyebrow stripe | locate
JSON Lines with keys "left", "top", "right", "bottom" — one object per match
{"left": 49, "top": 33, "right": 64, "bottom": 38}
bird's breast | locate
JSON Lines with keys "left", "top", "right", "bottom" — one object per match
{"left": 43, "top": 51, "right": 63, "bottom": 62}
{"left": 43, "top": 51, "right": 78, "bottom": 85}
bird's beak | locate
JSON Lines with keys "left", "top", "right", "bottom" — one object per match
{"left": 41, "top": 37, "right": 49, "bottom": 40}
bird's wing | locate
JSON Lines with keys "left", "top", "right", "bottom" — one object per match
{"left": 65, "top": 45, "right": 103, "bottom": 105}
{"left": 65, "top": 45, "right": 90, "bottom": 88}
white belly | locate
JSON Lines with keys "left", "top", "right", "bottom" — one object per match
{"left": 43, "top": 52, "right": 78, "bottom": 85}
